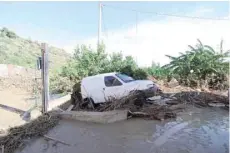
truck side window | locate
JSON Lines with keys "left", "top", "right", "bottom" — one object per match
{"left": 104, "top": 76, "right": 122, "bottom": 87}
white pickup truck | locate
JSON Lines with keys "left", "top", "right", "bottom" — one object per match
{"left": 80, "top": 72, "right": 160, "bottom": 104}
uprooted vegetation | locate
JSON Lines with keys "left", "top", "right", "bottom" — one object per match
{"left": 70, "top": 83, "right": 229, "bottom": 121}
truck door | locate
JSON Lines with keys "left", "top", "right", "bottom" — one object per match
{"left": 103, "top": 76, "right": 124, "bottom": 101}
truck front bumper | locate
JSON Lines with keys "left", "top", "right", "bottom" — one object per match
{"left": 143, "top": 86, "right": 162, "bottom": 98}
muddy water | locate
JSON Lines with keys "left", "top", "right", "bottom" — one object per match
{"left": 19, "top": 107, "right": 229, "bottom": 153}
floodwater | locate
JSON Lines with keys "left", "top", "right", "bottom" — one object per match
{"left": 18, "top": 107, "right": 229, "bottom": 153}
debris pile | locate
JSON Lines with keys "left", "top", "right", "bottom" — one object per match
{"left": 71, "top": 86, "right": 229, "bottom": 121}
{"left": 0, "top": 113, "right": 60, "bottom": 153}
{"left": 162, "top": 91, "right": 229, "bottom": 108}
{"left": 71, "top": 91, "right": 180, "bottom": 121}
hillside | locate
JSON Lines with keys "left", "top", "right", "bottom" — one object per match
{"left": 0, "top": 27, "right": 70, "bottom": 72}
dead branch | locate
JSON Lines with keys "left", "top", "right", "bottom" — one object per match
{"left": 43, "top": 135, "right": 71, "bottom": 146}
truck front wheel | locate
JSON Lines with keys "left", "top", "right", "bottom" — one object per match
{"left": 131, "top": 90, "right": 145, "bottom": 107}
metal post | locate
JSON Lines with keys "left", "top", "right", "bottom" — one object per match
{"left": 98, "top": 2, "right": 102, "bottom": 49}
{"left": 41, "top": 43, "right": 49, "bottom": 113}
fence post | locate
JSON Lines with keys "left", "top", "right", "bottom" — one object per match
{"left": 41, "top": 43, "right": 49, "bottom": 113}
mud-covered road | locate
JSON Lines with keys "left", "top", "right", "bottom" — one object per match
{"left": 18, "top": 107, "right": 229, "bottom": 153}
{"left": 0, "top": 87, "right": 67, "bottom": 130}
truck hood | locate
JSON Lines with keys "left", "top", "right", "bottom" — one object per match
{"left": 132, "top": 80, "right": 154, "bottom": 85}
{"left": 128, "top": 80, "right": 156, "bottom": 90}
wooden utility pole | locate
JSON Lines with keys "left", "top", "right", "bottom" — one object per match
{"left": 229, "top": 0, "right": 230, "bottom": 20}
{"left": 98, "top": 2, "right": 102, "bottom": 49}
{"left": 41, "top": 43, "right": 49, "bottom": 113}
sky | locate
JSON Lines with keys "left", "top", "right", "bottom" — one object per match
{"left": 0, "top": 1, "right": 229, "bottom": 66}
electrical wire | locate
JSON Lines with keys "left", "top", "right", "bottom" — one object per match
{"left": 102, "top": 3, "right": 229, "bottom": 21}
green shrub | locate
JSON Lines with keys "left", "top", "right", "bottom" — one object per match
{"left": 0, "top": 27, "right": 17, "bottom": 39}
{"left": 163, "top": 39, "right": 229, "bottom": 89}
{"left": 133, "top": 68, "right": 148, "bottom": 80}
{"left": 60, "top": 43, "right": 141, "bottom": 81}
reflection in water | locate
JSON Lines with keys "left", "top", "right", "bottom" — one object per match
{"left": 151, "top": 122, "right": 190, "bottom": 147}
{"left": 149, "top": 107, "right": 229, "bottom": 153}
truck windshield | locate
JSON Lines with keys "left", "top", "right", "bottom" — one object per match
{"left": 115, "top": 73, "right": 135, "bottom": 83}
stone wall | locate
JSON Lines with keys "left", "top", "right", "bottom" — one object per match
{"left": 0, "top": 64, "right": 40, "bottom": 78}
{"left": 0, "top": 64, "right": 41, "bottom": 92}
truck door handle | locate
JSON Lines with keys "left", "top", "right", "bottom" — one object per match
{"left": 103, "top": 88, "right": 105, "bottom": 90}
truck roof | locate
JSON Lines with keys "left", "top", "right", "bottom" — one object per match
{"left": 82, "top": 72, "right": 117, "bottom": 81}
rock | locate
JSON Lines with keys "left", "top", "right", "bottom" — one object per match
{"left": 167, "top": 78, "right": 179, "bottom": 88}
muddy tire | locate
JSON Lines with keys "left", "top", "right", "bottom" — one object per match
{"left": 133, "top": 90, "right": 145, "bottom": 107}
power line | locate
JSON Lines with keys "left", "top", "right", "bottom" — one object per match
{"left": 102, "top": 4, "right": 229, "bottom": 21}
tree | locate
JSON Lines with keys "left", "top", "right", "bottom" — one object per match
{"left": 61, "top": 44, "right": 148, "bottom": 82}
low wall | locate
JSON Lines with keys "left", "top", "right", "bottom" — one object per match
{"left": 59, "top": 110, "right": 128, "bottom": 124}
{"left": 48, "top": 94, "right": 71, "bottom": 111}
{"left": 47, "top": 95, "right": 128, "bottom": 124}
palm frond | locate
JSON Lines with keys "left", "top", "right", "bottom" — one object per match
{"left": 188, "top": 45, "right": 196, "bottom": 52}
{"left": 204, "top": 45, "right": 215, "bottom": 53}
{"left": 197, "top": 39, "right": 203, "bottom": 48}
